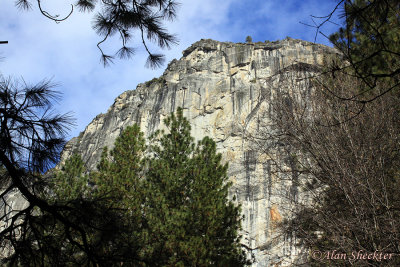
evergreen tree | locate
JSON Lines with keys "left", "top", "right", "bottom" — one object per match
{"left": 52, "top": 108, "right": 249, "bottom": 266}
{"left": 144, "top": 108, "right": 247, "bottom": 265}
{"left": 92, "top": 124, "right": 146, "bottom": 212}
{"left": 90, "top": 125, "right": 149, "bottom": 264}
{"left": 51, "top": 154, "right": 89, "bottom": 202}
{"left": 328, "top": 0, "right": 400, "bottom": 101}
{"left": 2, "top": 128, "right": 145, "bottom": 266}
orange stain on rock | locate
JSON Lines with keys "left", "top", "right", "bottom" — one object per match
{"left": 270, "top": 205, "right": 282, "bottom": 222}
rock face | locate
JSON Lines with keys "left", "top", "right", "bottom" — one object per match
{"left": 61, "top": 38, "right": 338, "bottom": 266}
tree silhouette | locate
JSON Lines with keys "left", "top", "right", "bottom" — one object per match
{"left": 306, "top": 0, "right": 400, "bottom": 104}
{"left": 15, "top": 0, "right": 179, "bottom": 67}
{"left": 0, "top": 77, "right": 120, "bottom": 265}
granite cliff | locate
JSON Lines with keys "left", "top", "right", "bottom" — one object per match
{"left": 60, "top": 38, "right": 338, "bottom": 266}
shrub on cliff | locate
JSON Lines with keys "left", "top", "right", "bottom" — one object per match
{"left": 245, "top": 36, "right": 253, "bottom": 43}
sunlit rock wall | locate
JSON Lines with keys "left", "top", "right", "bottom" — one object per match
{"left": 61, "top": 38, "right": 338, "bottom": 266}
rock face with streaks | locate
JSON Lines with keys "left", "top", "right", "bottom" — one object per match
{"left": 60, "top": 38, "right": 338, "bottom": 266}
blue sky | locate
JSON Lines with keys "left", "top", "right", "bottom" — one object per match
{"left": 1, "top": 0, "right": 342, "bottom": 139}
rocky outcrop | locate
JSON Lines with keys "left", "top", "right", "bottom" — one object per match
{"left": 60, "top": 38, "right": 338, "bottom": 266}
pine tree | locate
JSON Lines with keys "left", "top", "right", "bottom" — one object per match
{"left": 49, "top": 109, "right": 249, "bottom": 266}
{"left": 329, "top": 0, "right": 400, "bottom": 100}
{"left": 92, "top": 124, "right": 146, "bottom": 213}
{"left": 15, "top": 0, "right": 179, "bottom": 67}
{"left": 144, "top": 108, "right": 247, "bottom": 266}
{"left": 90, "top": 125, "right": 149, "bottom": 264}
{"left": 51, "top": 154, "right": 89, "bottom": 202}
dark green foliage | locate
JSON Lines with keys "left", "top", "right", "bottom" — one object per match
{"left": 143, "top": 108, "right": 247, "bottom": 265}
{"left": 46, "top": 109, "right": 248, "bottom": 266}
{"left": 90, "top": 125, "right": 149, "bottom": 264}
{"left": 3, "top": 153, "right": 144, "bottom": 266}
{"left": 329, "top": 0, "right": 400, "bottom": 101}
{"left": 3, "top": 197, "right": 138, "bottom": 267}
{"left": 144, "top": 77, "right": 166, "bottom": 87}
{"left": 245, "top": 36, "right": 253, "bottom": 43}
{"left": 0, "top": 79, "right": 101, "bottom": 266}
{"left": 51, "top": 154, "right": 88, "bottom": 201}
{"left": 93, "top": 124, "right": 145, "bottom": 208}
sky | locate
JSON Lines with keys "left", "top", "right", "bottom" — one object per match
{"left": 1, "top": 0, "right": 342, "bottom": 140}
